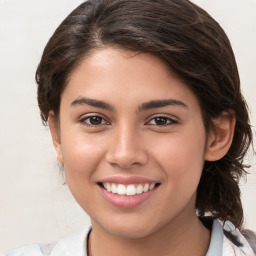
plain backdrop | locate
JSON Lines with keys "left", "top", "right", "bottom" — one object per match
{"left": 0, "top": 0, "right": 255, "bottom": 254}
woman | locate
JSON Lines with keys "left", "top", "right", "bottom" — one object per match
{"left": 7, "top": 0, "right": 255, "bottom": 255}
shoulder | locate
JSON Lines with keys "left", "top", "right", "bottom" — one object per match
{"left": 5, "top": 226, "right": 91, "bottom": 256}
{"left": 205, "top": 218, "right": 255, "bottom": 256}
{"left": 221, "top": 221, "right": 255, "bottom": 256}
{"left": 5, "top": 244, "right": 44, "bottom": 256}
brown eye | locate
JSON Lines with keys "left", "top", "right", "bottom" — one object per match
{"left": 147, "top": 116, "right": 178, "bottom": 126}
{"left": 81, "top": 115, "right": 108, "bottom": 126}
{"left": 154, "top": 117, "right": 169, "bottom": 125}
{"left": 89, "top": 116, "right": 103, "bottom": 125}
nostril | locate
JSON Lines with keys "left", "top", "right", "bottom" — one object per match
{"left": 105, "top": 150, "right": 148, "bottom": 169}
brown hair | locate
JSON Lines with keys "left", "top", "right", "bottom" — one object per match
{"left": 36, "top": 0, "right": 253, "bottom": 229}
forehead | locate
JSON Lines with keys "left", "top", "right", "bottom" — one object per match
{"left": 62, "top": 47, "right": 200, "bottom": 111}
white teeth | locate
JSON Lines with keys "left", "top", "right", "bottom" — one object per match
{"left": 102, "top": 182, "right": 158, "bottom": 196}
{"left": 143, "top": 184, "right": 149, "bottom": 192}
{"left": 117, "top": 184, "right": 126, "bottom": 195}
{"left": 136, "top": 185, "right": 143, "bottom": 194}
{"left": 126, "top": 185, "right": 136, "bottom": 196}
{"left": 111, "top": 183, "right": 117, "bottom": 193}
{"left": 103, "top": 183, "right": 112, "bottom": 191}
{"left": 149, "top": 183, "right": 155, "bottom": 190}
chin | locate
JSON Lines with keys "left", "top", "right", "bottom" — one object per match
{"left": 94, "top": 214, "right": 163, "bottom": 239}
{"left": 108, "top": 225, "right": 156, "bottom": 239}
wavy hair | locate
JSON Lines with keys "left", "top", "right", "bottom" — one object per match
{"left": 36, "top": 0, "right": 253, "bottom": 229}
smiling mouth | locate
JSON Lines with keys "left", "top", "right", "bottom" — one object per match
{"left": 98, "top": 182, "right": 161, "bottom": 196}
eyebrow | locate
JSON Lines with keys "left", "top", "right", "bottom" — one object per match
{"left": 138, "top": 99, "right": 188, "bottom": 111}
{"left": 71, "top": 97, "right": 188, "bottom": 111}
{"left": 71, "top": 97, "right": 114, "bottom": 110}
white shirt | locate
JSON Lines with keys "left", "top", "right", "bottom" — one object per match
{"left": 6, "top": 219, "right": 255, "bottom": 256}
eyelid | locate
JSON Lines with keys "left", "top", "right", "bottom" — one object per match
{"left": 145, "top": 114, "right": 179, "bottom": 126}
{"left": 79, "top": 113, "right": 110, "bottom": 127}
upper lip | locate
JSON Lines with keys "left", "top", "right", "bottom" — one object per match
{"left": 98, "top": 175, "right": 160, "bottom": 185}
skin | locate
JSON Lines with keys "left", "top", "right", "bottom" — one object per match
{"left": 49, "top": 47, "right": 235, "bottom": 256}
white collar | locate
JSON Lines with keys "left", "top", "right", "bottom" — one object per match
{"left": 49, "top": 227, "right": 90, "bottom": 256}
{"left": 23, "top": 219, "right": 254, "bottom": 256}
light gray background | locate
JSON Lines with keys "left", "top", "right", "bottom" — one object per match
{"left": 0, "top": 0, "right": 255, "bottom": 254}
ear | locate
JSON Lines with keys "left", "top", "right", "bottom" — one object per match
{"left": 205, "top": 111, "right": 236, "bottom": 161}
{"left": 48, "top": 111, "right": 64, "bottom": 163}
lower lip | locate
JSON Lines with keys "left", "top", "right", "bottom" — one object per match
{"left": 99, "top": 185, "right": 159, "bottom": 208}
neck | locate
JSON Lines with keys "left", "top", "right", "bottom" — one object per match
{"left": 89, "top": 212, "right": 210, "bottom": 256}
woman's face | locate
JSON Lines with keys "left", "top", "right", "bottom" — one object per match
{"left": 53, "top": 47, "right": 209, "bottom": 238}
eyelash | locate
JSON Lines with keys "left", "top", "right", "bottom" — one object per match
{"left": 79, "top": 115, "right": 109, "bottom": 127}
{"left": 79, "top": 115, "right": 178, "bottom": 127}
{"left": 146, "top": 116, "right": 179, "bottom": 126}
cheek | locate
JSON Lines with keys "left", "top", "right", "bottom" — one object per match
{"left": 60, "top": 135, "right": 106, "bottom": 210}
{"left": 152, "top": 127, "right": 206, "bottom": 191}
{"left": 60, "top": 131, "right": 106, "bottom": 184}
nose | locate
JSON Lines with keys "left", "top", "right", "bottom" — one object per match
{"left": 105, "top": 125, "right": 148, "bottom": 169}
